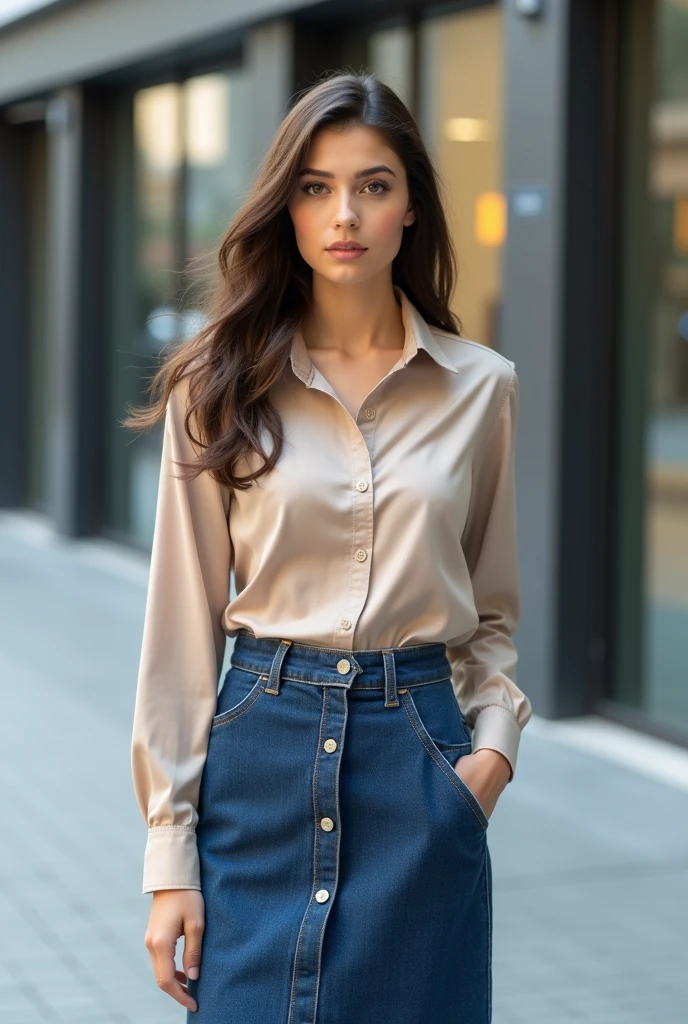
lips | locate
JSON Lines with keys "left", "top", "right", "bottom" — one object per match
{"left": 327, "top": 242, "right": 367, "bottom": 250}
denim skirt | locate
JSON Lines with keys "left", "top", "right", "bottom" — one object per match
{"left": 186, "top": 629, "right": 492, "bottom": 1023}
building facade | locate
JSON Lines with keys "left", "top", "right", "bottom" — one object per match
{"left": 1, "top": 0, "right": 686, "bottom": 745}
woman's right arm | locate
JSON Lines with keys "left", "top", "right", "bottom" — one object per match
{"left": 130, "top": 374, "right": 232, "bottom": 1010}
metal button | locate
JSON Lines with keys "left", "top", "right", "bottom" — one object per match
{"left": 336, "top": 658, "right": 350, "bottom": 674}
{"left": 324, "top": 738, "right": 337, "bottom": 752}
{"left": 355, "top": 480, "right": 369, "bottom": 491}
{"left": 340, "top": 618, "right": 351, "bottom": 630}
{"left": 320, "top": 817, "right": 335, "bottom": 832}
{"left": 364, "top": 408, "right": 375, "bottom": 419}
{"left": 355, "top": 549, "right": 367, "bottom": 562}
{"left": 315, "top": 889, "right": 330, "bottom": 903}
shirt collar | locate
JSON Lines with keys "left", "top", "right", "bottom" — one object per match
{"left": 290, "top": 284, "right": 459, "bottom": 386}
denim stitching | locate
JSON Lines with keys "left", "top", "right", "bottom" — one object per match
{"left": 229, "top": 662, "right": 452, "bottom": 689}
{"left": 287, "top": 685, "right": 327, "bottom": 1024}
{"left": 401, "top": 692, "right": 488, "bottom": 830}
{"left": 210, "top": 676, "right": 267, "bottom": 730}
{"left": 309, "top": 685, "right": 331, "bottom": 1024}
{"left": 312, "top": 684, "right": 346, "bottom": 1020}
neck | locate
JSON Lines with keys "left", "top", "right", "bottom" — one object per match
{"left": 300, "top": 275, "right": 405, "bottom": 357}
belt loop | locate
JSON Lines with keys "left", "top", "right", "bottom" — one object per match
{"left": 382, "top": 650, "right": 399, "bottom": 708}
{"left": 264, "top": 639, "right": 292, "bottom": 695}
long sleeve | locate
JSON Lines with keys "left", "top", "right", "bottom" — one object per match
{"left": 130, "top": 376, "right": 232, "bottom": 894}
{"left": 447, "top": 365, "right": 532, "bottom": 782}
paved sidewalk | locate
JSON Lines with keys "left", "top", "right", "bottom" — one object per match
{"left": 1, "top": 510, "right": 687, "bottom": 1023}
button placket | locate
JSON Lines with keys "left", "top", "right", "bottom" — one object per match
{"left": 338, "top": 421, "right": 375, "bottom": 645}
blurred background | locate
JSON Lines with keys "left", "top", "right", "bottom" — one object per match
{"left": 0, "top": 0, "right": 687, "bottom": 1022}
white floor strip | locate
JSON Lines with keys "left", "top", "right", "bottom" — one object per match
{"left": 1, "top": 509, "right": 150, "bottom": 585}
{"left": 526, "top": 713, "right": 688, "bottom": 793}
{"left": 0, "top": 508, "right": 58, "bottom": 547}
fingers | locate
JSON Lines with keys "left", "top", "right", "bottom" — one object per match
{"left": 182, "top": 914, "right": 205, "bottom": 984}
{"left": 145, "top": 902, "right": 204, "bottom": 1013}
{"left": 146, "top": 933, "right": 197, "bottom": 1011}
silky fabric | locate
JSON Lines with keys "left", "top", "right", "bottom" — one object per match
{"left": 186, "top": 631, "right": 492, "bottom": 1024}
{"left": 131, "top": 284, "right": 532, "bottom": 893}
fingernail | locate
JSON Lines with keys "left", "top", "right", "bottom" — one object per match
{"left": 188, "top": 966, "right": 199, "bottom": 980}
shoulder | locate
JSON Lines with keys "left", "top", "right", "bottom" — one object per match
{"left": 165, "top": 370, "right": 207, "bottom": 458}
{"left": 429, "top": 327, "right": 517, "bottom": 401}
{"left": 430, "top": 326, "right": 514, "bottom": 377}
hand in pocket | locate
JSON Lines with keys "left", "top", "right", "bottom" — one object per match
{"left": 451, "top": 749, "right": 511, "bottom": 820}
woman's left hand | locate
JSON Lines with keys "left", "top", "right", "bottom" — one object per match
{"left": 451, "top": 748, "right": 511, "bottom": 820}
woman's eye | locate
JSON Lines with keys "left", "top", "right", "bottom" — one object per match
{"left": 301, "top": 180, "right": 390, "bottom": 196}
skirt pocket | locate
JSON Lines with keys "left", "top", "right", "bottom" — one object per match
{"left": 400, "top": 680, "right": 489, "bottom": 832}
{"left": 211, "top": 665, "right": 268, "bottom": 731}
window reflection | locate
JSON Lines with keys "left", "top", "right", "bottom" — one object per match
{"left": 108, "top": 67, "right": 252, "bottom": 547}
{"left": 644, "top": 0, "right": 688, "bottom": 730}
{"left": 418, "top": 5, "right": 504, "bottom": 349}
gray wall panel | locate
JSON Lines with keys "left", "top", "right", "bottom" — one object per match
{"left": 501, "top": 2, "right": 570, "bottom": 718}
{"left": 0, "top": 0, "right": 312, "bottom": 102}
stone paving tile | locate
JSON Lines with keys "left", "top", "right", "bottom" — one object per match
{"left": 2, "top": 514, "right": 688, "bottom": 1024}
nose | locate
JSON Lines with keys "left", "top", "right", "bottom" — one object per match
{"left": 333, "top": 190, "right": 359, "bottom": 228}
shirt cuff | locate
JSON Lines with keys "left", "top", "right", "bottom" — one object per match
{"left": 471, "top": 704, "right": 522, "bottom": 782}
{"left": 142, "top": 826, "right": 201, "bottom": 894}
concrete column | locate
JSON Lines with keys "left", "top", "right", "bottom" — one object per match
{"left": 244, "top": 19, "right": 293, "bottom": 174}
{"left": 501, "top": 1, "right": 570, "bottom": 717}
{"left": 45, "top": 85, "right": 83, "bottom": 535}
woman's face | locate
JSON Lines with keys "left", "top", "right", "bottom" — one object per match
{"left": 286, "top": 124, "right": 416, "bottom": 286}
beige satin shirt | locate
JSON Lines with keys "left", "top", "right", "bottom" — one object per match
{"left": 131, "top": 284, "right": 532, "bottom": 894}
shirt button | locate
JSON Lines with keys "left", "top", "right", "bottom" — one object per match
{"left": 364, "top": 408, "right": 376, "bottom": 419}
{"left": 355, "top": 549, "right": 367, "bottom": 561}
{"left": 337, "top": 658, "right": 351, "bottom": 674}
{"left": 315, "top": 889, "right": 330, "bottom": 903}
{"left": 324, "top": 738, "right": 337, "bottom": 752}
{"left": 340, "top": 618, "right": 351, "bottom": 630}
{"left": 320, "top": 817, "right": 335, "bottom": 832}
{"left": 355, "top": 480, "right": 369, "bottom": 491}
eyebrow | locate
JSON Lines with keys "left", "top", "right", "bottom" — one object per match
{"left": 297, "top": 164, "right": 397, "bottom": 179}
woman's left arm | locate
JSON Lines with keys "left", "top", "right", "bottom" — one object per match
{"left": 446, "top": 365, "right": 533, "bottom": 812}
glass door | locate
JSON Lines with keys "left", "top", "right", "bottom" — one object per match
{"left": 367, "top": 4, "right": 504, "bottom": 349}
{"left": 106, "top": 65, "right": 253, "bottom": 548}
{"left": 612, "top": 0, "right": 688, "bottom": 737}
{"left": 417, "top": 4, "right": 505, "bottom": 350}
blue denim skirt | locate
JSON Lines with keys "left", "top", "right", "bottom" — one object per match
{"left": 186, "top": 629, "right": 492, "bottom": 1023}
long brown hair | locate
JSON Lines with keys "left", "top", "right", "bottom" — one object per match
{"left": 121, "top": 69, "right": 461, "bottom": 489}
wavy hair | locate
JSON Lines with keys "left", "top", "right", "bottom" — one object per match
{"left": 121, "top": 69, "right": 461, "bottom": 488}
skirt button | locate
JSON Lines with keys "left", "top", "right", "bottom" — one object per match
{"left": 336, "top": 658, "right": 351, "bottom": 674}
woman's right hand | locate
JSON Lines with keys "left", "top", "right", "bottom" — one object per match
{"left": 144, "top": 889, "right": 205, "bottom": 1012}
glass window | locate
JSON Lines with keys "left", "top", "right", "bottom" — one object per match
{"left": 106, "top": 66, "right": 253, "bottom": 548}
{"left": 613, "top": 0, "right": 688, "bottom": 734}
{"left": 417, "top": 5, "right": 505, "bottom": 349}
{"left": 368, "top": 24, "right": 414, "bottom": 113}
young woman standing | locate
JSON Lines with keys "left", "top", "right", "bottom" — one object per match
{"left": 128, "top": 70, "right": 532, "bottom": 1023}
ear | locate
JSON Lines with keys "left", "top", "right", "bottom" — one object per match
{"left": 403, "top": 203, "right": 416, "bottom": 227}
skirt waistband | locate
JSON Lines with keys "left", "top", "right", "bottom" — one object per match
{"left": 231, "top": 629, "right": 452, "bottom": 705}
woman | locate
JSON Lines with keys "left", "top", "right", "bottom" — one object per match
{"left": 127, "top": 70, "right": 532, "bottom": 1023}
